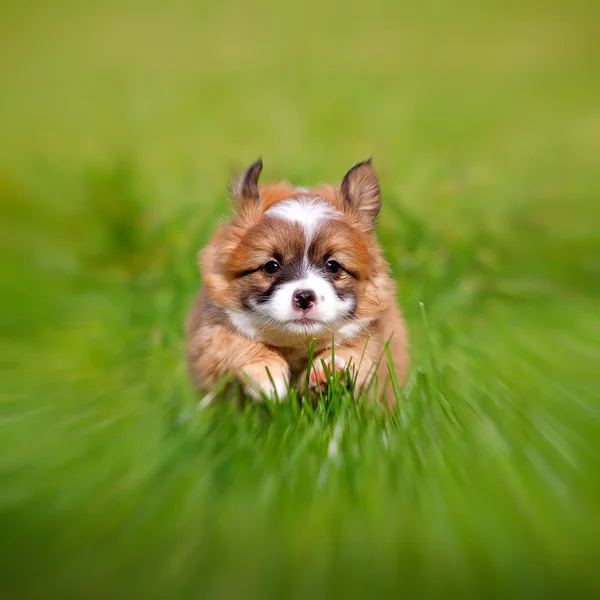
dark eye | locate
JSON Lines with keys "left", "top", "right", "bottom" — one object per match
{"left": 325, "top": 259, "right": 341, "bottom": 275}
{"left": 263, "top": 260, "right": 280, "bottom": 275}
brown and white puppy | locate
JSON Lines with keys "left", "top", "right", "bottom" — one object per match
{"left": 186, "top": 159, "right": 409, "bottom": 406}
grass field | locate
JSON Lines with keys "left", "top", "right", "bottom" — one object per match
{"left": 1, "top": 0, "right": 600, "bottom": 597}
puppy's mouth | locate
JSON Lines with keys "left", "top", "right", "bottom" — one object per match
{"left": 291, "top": 316, "right": 320, "bottom": 326}
{"left": 281, "top": 316, "right": 330, "bottom": 331}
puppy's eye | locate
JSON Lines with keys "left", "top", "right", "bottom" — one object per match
{"left": 325, "top": 259, "right": 341, "bottom": 275}
{"left": 263, "top": 260, "right": 281, "bottom": 275}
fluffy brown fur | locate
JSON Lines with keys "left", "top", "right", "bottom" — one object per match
{"left": 186, "top": 159, "right": 409, "bottom": 406}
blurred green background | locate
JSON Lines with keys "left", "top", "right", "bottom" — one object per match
{"left": 1, "top": 0, "right": 599, "bottom": 598}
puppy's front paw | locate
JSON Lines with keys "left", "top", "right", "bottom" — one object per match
{"left": 241, "top": 363, "right": 289, "bottom": 402}
{"left": 308, "top": 355, "right": 350, "bottom": 394}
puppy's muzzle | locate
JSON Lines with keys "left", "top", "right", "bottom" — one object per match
{"left": 293, "top": 289, "right": 316, "bottom": 311}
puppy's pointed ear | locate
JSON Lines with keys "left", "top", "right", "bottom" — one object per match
{"left": 230, "top": 158, "right": 263, "bottom": 211}
{"left": 341, "top": 159, "right": 381, "bottom": 231}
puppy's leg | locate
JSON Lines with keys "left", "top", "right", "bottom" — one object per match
{"left": 240, "top": 358, "right": 290, "bottom": 402}
{"left": 298, "top": 345, "right": 363, "bottom": 396}
{"left": 299, "top": 339, "right": 392, "bottom": 403}
{"left": 305, "top": 351, "right": 353, "bottom": 394}
{"left": 187, "top": 322, "right": 290, "bottom": 402}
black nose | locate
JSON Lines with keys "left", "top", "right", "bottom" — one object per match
{"left": 293, "top": 289, "right": 317, "bottom": 311}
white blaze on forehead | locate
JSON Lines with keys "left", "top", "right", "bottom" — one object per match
{"left": 265, "top": 197, "right": 339, "bottom": 244}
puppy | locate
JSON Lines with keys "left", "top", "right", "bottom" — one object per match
{"left": 185, "top": 159, "right": 409, "bottom": 406}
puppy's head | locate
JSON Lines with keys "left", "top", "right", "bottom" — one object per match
{"left": 200, "top": 159, "right": 393, "bottom": 344}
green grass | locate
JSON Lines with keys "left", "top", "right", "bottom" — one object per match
{"left": 1, "top": 0, "right": 600, "bottom": 597}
